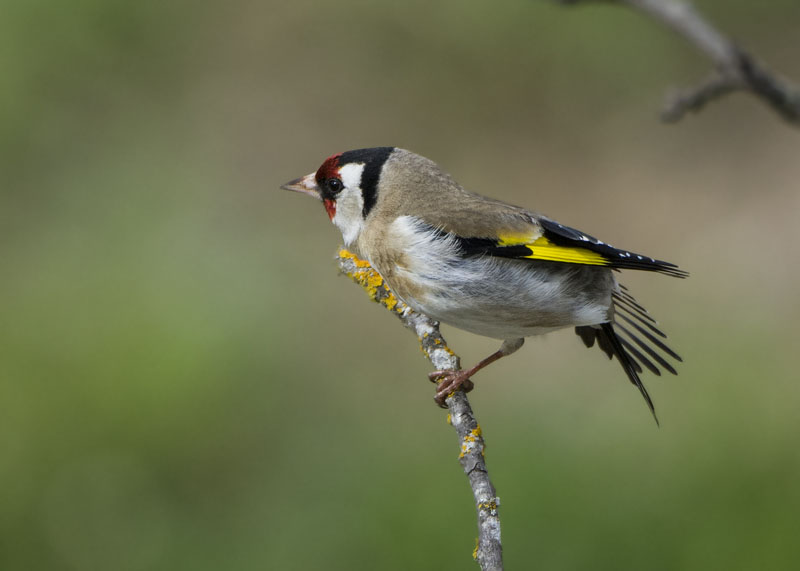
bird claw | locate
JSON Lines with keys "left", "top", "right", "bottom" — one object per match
{"left": 428, "top": 370, "right": 474, "bottom": 407}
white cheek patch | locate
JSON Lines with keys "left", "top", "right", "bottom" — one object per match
{"left": 338, "top": 163, "right": 364, "bottom": 189}
{"left": 331, "top": 163, "right": 366, "bottom": 246}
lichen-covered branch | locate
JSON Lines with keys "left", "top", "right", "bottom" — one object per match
{"left": 337, "top": 249, "right": 503, "bottom": 571}
{"left": 557, "top": 0, "right": 800, "bottom": 125}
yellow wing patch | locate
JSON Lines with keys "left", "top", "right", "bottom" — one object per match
{"left": 496, "top": 231, "right": 540, "bottom": 247}
{"left": 493, "top": 231, "right": 609, "bottom": 266}
{"left": 523, "top": 236, "right": 608, "bottom": 266}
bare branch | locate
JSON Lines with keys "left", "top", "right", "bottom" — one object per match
{"left": 337, "top": 249, "right": 503, "bottom": 571}
{"left": 660, "top": 72, "right": 739, "bottom": 122}
{"left": 557, "top": 0, "right": 800, "bottom": 125}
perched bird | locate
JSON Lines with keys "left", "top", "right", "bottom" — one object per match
{"left": 282, "top": 147, "right": 686, "bottom": 422}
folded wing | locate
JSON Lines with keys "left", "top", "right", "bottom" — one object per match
{"left": 452, "top": 216, "right": 688, "bottom": 278}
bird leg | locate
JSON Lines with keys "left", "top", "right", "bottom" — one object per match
{"left": 428, "top": 338, "right": 524, "bottom": 407}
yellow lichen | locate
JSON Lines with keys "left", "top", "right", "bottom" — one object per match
{"left": 363, "top": 272, "right": 384, "bottom": 300}
{"left": 339, "top": 248, "right": 371, "bottom": 269}
{"left": 340, "top": 249, "right": 403, "bottom": 312}
{"left": 459, "top": 427, "right": 481, "bottom": 458}
{"left": 435, "top": 345, "right": 456, "bottom": 358}
{"left": 472, "top": 539, "right": 479, "bottom": 560}
{"left": 383, "top": 291, "right": 400, "bottom": 311}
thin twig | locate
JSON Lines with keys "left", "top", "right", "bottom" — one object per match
{"left": 557, "top": 0, "right": 800, "bottom": 125}
{"left": 337, "top": 249, "right": 503, "bottom": 571}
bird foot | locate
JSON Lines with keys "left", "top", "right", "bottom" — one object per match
{"left": 428, "top": 370, "right": 475, "bottom": 408}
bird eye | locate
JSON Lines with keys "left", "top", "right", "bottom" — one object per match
{"left": 326, "top": 178, "right": 343, "bottom": 194}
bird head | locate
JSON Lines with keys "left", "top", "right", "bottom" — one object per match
{"left": 281, "top": 147, "right": 396, "bottom": 245}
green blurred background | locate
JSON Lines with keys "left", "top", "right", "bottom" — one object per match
{"left": 3, "top": 1, "right": 799, "bottom": 569}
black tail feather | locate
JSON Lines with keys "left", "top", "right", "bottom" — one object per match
{"left": 618, "top": 315, "right": 682, "bottom": 361}
{"left": 600, "top": 322, "right": 659, "bottom": 425}
{"left": 617, "top": 323, "right": 679, "bottom": 375}
{"left": 613, "top": 292, "right": 659, "bottom": 324}
{"left": 574, "top": 287, "right": 683, "bottom": 425}
{"left": 617, "top": 311, "right": 667, "bottom": 340}
{"left": 619, "top": 336, "right": 662, "bottom": 376}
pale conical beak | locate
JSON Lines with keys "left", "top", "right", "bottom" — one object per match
{"left": 280, "top": 172, "right": 321, "bottom": 200}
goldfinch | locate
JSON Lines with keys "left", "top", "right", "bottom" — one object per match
{"left": 282, "top": 147, "right": 686, "bottom": 422}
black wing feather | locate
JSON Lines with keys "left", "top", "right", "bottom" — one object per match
{"left": 451, "top": 236, "right": 534, "bottom": 259}
{"left": 539, "top": 218, "right": 688, "bottom": 278}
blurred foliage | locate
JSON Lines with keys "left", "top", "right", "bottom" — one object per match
{"left": 2, "top": 1, "right": 800, "bottom": 569}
